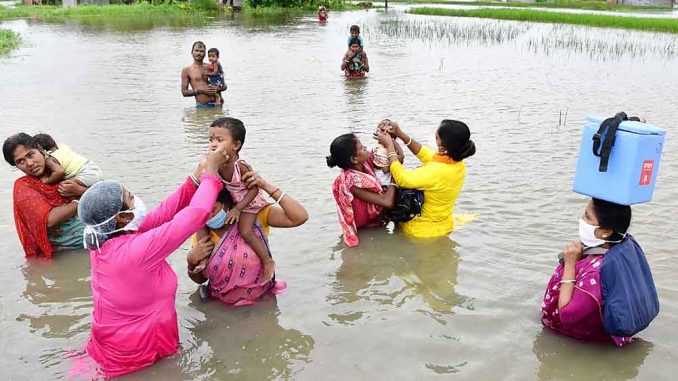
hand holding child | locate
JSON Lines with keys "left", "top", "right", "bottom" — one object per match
{"left": 375, "top": 130, "right": 395, "bottom": 150}
{"left": 58, "top": 179, "right": 87, "bottom": 198}
{"left": 188, "top": 236, "right": 214, "bottom": 273}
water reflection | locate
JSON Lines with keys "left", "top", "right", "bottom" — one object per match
{"left": 182, "top": 106, "right": 227, "bottom": 146}
{"left": 329, "top": 230, "right": 473, "bottom": 325}
{"left": 18, "top": 251, "right": 91, "bottom": 339}
{"left": 184, "top": 293, "right": 314, "bottom": 380}
{"left": 342, "top": 77, "right": 369, "bottom": 129}
{"left": 532, "top": 330, "right": 653, "bottom": 381}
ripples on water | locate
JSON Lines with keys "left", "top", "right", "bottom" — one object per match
{"left": 0, "top": 8, "right": 677, "bottom": 381}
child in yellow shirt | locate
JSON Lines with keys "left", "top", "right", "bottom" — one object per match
{"left": 33, "top": 134, "right": 104, "bottom": 187}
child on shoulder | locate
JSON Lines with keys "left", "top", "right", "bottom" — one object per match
{"left": 203, "top": 47, "right": 226, "bottom": 104}
{"left": 341, "top": 37, "right": 369, "bottom": 78}
{"left": 347, "top": 25, "right": 364, "bottom": 48}
{"left": 32, "top": 133, "right": 104, "bottom": 187}
{"left": 200, "top": 117, "right": 275, "bottom": 284}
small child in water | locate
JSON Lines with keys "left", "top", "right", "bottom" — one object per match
{"left": 341, "top": 37, "right": 369, "bottom": 78}
{"left": 32, "top": 133, "right": 104, "bottom": 187}
{"left": 198, "top": 118, "right": 275, "bottom": 284}
{"left": 347, "top": 25, "right": 364, "bottom": 48}
{"left": 203, "top": 47, "right": 225, "bottom": 104}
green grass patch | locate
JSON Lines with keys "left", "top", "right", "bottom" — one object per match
{"left": 391, "top": 0, "right": 672, "bottom": 11}
{"left": 0, "top": 28, "right": 21, "bottom": 54}
{"left": 0, "top": 3, "right": 220, "bottom": 20}
{"left": 409, "top": 7, "right": 678, "bottom": 34}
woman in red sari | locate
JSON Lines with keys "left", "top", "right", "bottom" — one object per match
{"left": 3, "top": 133, "right": 88, "bottom": 258}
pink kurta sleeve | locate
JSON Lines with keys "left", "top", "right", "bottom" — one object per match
{"left": 129, "top": 174, "right": 222, "bottom": 270}
{"left": 137, "top": 177, "right": 198, "bottom": 233}
{"left": 559, "top": 287, "right": 600, "bottom": 325}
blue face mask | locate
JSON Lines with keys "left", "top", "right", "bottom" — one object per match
{"left": 206, "top": 209, "right": 227, "bottom": 229}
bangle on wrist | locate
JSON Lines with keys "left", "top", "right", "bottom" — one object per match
{"left": 274, "top": 191, "right": 286, "bottom": 205}
{"left": 270, "top": 187, "right": 280, "bottom": 196}
{"left": 559, "top": 279, "right": 576, "bottom": 285}
{"left": 404, "top": 136, "right": 413, "bottom": 146}
{"left": 190, "top": 173, "right": 200, "bottom": 186}
{"left": 387, "top": 152, "right": 399, "bottom": 159}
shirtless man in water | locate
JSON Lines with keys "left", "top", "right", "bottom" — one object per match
{"left": 181, "top": 41, "right": 220, "bottom": 107}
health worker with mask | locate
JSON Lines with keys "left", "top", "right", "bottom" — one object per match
{"left": 540, "top": 198, "right": 658, "bottom": 347}
{"left": 76, "top": 145, "right": 230, "bottom": 378}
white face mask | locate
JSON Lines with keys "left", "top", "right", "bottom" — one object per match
{"left": 82, "top": 196, "right": 148, "bottom": 250}
{"left": 122, "top": 197, "right": 147, "bottom": 232}
{"left": 578, "top": 218, "right": 625, "bottom": 248}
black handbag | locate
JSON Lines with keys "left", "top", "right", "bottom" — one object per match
{"left": 388, "top": 189, "right": 424, "bottom": 222}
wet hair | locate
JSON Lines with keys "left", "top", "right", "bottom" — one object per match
{"left": 3, "top": 133, "right": 41, "bottom": 166}
{"left": 437, "top": 120, "right": 476, "bottom": 161}
{"left": 592, "top": 198, "right": 632, "bottom": 242}
{"left": 208, "top": 47, "right": 219, "bottom": 58}
{"left": 350, "top": 25, "right": 360, "bottom": 33}
{"left": 33, "top": 133, "right": 58, "bottom": 152}
{"left": 210, "top": 117, "right": 246, "bottom": 152}
{"left": 348, "top": 37, "right": 361, "bottom": 47}
{"left": 191, "top": 41, "right": 205, "bottom": 52}
{"left": 326, "top": 133, "right": 358, "bottom": 169}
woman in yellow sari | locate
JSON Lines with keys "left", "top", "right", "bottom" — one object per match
{"left": 376, "top": 120, "right": 476, "bottom": 238}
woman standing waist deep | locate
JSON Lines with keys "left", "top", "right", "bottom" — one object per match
{"left": 77, "top": 146, "right": 229, "bottom": 378}
{"left": 376, "top": 120, "right": 476, "bottom": 238}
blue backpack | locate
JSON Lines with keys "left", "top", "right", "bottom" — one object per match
{"left": 600, "top": 235, "right": 659, "bottom": 337}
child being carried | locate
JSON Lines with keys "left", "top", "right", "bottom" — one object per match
{"left": 33, "top": 134, "right": 104, "bottom": 187}
{"left": 203, "top": 47, "right": 226, "bottom": 105}
{"left": 195, "top": 118, "right": 275, "bottom": 284}
{"left": 371, "top": 119, "right": 400, "bottom": 186}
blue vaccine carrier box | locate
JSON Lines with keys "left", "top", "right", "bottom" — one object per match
{"left": 573, "top": 116, "right": 666, "bottom": 205}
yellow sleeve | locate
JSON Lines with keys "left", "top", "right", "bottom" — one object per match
{"left": 390, "top": 161, "right": 436, "bottom": 189}
{"left": 416, "top": 146, "right": 435, "bottom": 163}
{"left": 257, "top": 204, "right": 271, "bottom": 237}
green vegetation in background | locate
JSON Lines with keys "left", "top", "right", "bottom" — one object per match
{"left": 0, "top": 0, "right": 353, "bottom": 19}
{"left": 0, "top": 28, "right": 21, "bottom": 54}
{"left": 0, "top": 2, "right": 220, "bottom": 19}
{"left": 409, "top": 7, "right": 678, "bottom": 34}
{"left": 390, "top": 0, "right": 673, "bottom": 11}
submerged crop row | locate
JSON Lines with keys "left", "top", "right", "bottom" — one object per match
{"left": 409, "top": 7, "right": 678, "bottom": 34}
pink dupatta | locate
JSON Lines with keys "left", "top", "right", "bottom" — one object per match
{"left": 331, "top": 161, "right": 383, "bottom": 247}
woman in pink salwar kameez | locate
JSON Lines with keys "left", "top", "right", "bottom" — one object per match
{"left": 541, "top": 198, "right": 634, "bottom": 347}
{"left": 76, "top": 147, "right": 230, "bottom": 378}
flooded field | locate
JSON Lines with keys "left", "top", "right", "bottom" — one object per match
{"left": 0, "top": 8, "right": 677, "bottom": 380}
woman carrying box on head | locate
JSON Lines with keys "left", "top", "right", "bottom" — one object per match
{"left": 541, "top": 198, "right": 659, "bottom": 346}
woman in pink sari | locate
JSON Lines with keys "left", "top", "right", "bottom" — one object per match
{"left": 541, "top": 198, "right": 634, "bottom": 347}
{"left": 326, "top": 132, "right": 399, "bottom": 247}
{"left": 187, "top": 171, "right": 308, "bottom": 306}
